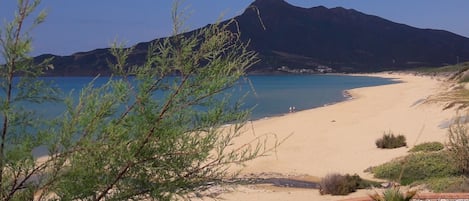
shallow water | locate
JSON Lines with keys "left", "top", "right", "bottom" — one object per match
{"left": 24, "top": 75, "right": 397, "bottom": 120}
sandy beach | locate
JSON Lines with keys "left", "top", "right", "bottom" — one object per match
{"left": 212, "top": 73, "right": 458, "bottom": 201}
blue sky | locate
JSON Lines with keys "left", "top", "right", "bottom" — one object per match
{"left": 1, "top": 0, "right": 468, "bottom": 56}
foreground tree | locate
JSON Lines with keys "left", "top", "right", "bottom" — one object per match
{"left": 1, "top": 0, "right": 278, "bottom": 200}
{"left": 0, "top": 0, "right": 61, "bottom": 200}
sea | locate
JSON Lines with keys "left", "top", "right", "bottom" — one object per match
{"left": 35, "top": 74, "right": 397, "bottom": 120}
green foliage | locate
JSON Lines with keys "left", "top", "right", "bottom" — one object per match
{"left": 0, "top": 0, "right": 277, "bottom": 200}
{"left": 45, "top": 14, "right": 269, "bottom": 201}
{"left": 0, "top": 0, "right": 62, "bottom": 200}
{"left": 409, "top": 142, "right": 444, "bottom": 153}
{"left": 375, "top": 132, "right": 407, "bottom": 149}
{"left": 369, "top": 187, "right": 416, "bottom": 201}
{"left": 415, "top": 116, "right": 469, "bottom": 193}
{"left": 422, "top": 176, "right": 469, "bottom": 193}
{"left": 372, "top": 152, "right": 458, "bottom": 185}
{"left": 373, "top": 116, "right": 469, "bottom": 193}
{"left": 319, "top": 173, "right": 377, "bottom": 196}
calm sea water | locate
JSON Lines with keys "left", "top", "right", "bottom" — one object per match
{"left": 36, "top": 75, "right": 397, "bottom": 120}
{"left": 239, "top": 75, "right": 397, "bottom": 119}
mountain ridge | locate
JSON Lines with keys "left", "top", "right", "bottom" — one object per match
{"left": 235, "top": 0, "right": 469, "bottom": 72}
{"left": 35, "top": 0, "right": 469, "bottom": 76}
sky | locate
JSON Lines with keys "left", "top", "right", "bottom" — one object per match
{"left": 1, "top": 0, "right": 468, "bottom": 57}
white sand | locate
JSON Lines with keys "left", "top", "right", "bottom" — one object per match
{"left": 216, "top": 73, "right": 458, "bottom": 201}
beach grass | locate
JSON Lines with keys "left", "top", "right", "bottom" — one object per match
{"left": 375, "top": 132, "right": 407, "bottom": 149}
{"left": 418, "top": 176, "right": 469, "bottom": 193}
{"left": 426, "top": 85, "right": 469, "bottom": 110}
{"left": 410, "top": 62, "right": 469, "bottom": 74}
{"left": 408, "top": 142, "right": 444, "bottom": 153}
{"left": 372, "top": 151, "right": 458, "bottom": 185}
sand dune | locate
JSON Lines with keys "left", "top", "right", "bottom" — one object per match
{"left": 217, "top": 73, "right": 457, "bottom": 201}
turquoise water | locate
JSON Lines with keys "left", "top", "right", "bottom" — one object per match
{"left": 36, "top": 75, "right": 397, "bottom": 120}
{"left": 239, "top": 75, "right": 396, "bottom": 119}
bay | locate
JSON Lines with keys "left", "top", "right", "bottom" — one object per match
{"left": 239, "top": 75, "right": 397, "bottom": 119}
{"left": 36, "top": 75, "right": 397, "bottom": 120}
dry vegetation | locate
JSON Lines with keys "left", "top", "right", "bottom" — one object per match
{"left": 422, "top": 62, "right": 469, "bottom": 110}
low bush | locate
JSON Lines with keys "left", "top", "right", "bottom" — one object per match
{"left": 375, "top": 132, "right": 407, "bottom": 149}
{"left": 442, "top": 177, "right": 469, "bottom": 193}
{"left": 372, "top": 152, "right": 458, "bottom": 185}
{"left": 320, "top": 174, "right": 351, "bottom": 195}
{"left": 319, "top": 173, "right": 378, "bottom": 195}
{"left": 319, "top": 173, "right": 357, "bottom": 195}
{"left": 409, "top": 142, "right": 444, "bottom": 153}
{"left": 369, "top": 187, "right": 416, "bottom": 201}
{"left": 422, "top": 176, "right": 469, "bottom": 193}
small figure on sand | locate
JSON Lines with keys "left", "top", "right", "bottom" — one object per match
{"left": 289, "top": 106, "right": 296, "bottom": 113}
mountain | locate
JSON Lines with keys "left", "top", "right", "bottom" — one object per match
{"left": 35, "top": 0, "right": 469, "bottom": 76}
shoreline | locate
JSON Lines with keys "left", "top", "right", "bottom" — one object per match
{"left": 240, "top": 72, "right": 453, "bottom": 176}
{"left": 215, "top": 72, "right": 457, "bottom": 201}
{"left": 248, "top": 74, "right": 400, "bottom": 121}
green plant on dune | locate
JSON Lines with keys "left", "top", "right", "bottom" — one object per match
{"left": 420, "top": 176, "right": 469, "bottom": 193}
{"left": 372, "top": 151, "right": 458, "bottom": 185}
{"left": 372, "top": 116, "right": 469, "bottom": 192}
{"left": 409, "top": 142, "right": 444, "bottom": 153}
{"left": 369, "top": 187, "right": 417, "bottom": 201}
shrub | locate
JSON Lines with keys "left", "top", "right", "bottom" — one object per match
{"left": 372, "top": 152, "right": 458, "bottom": 185}
{"left": 319, "top": 173, "right": 377, "bottom": 195}
{"left": 423, "top": 176, "right": 469, "bottom": 193}
{"left": 376, "top": 132, "right": 407, "bottom": 149}
{"left": 369, "top": 187, "right": 416, "bottom": 201}
{"left": 319, "top": 173, "right": 355, "bottom": 195}
{"left": 459, "top": 74, "right": 469, "bottom": 83}
{"left": 447, "top": 116, "right": 469, "bottom": 174}
{"left": 442, "top": 177, "right": 469, "bottom": 193}
{"left": 409, "top": 142, "right": 444, "bottom": 153}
